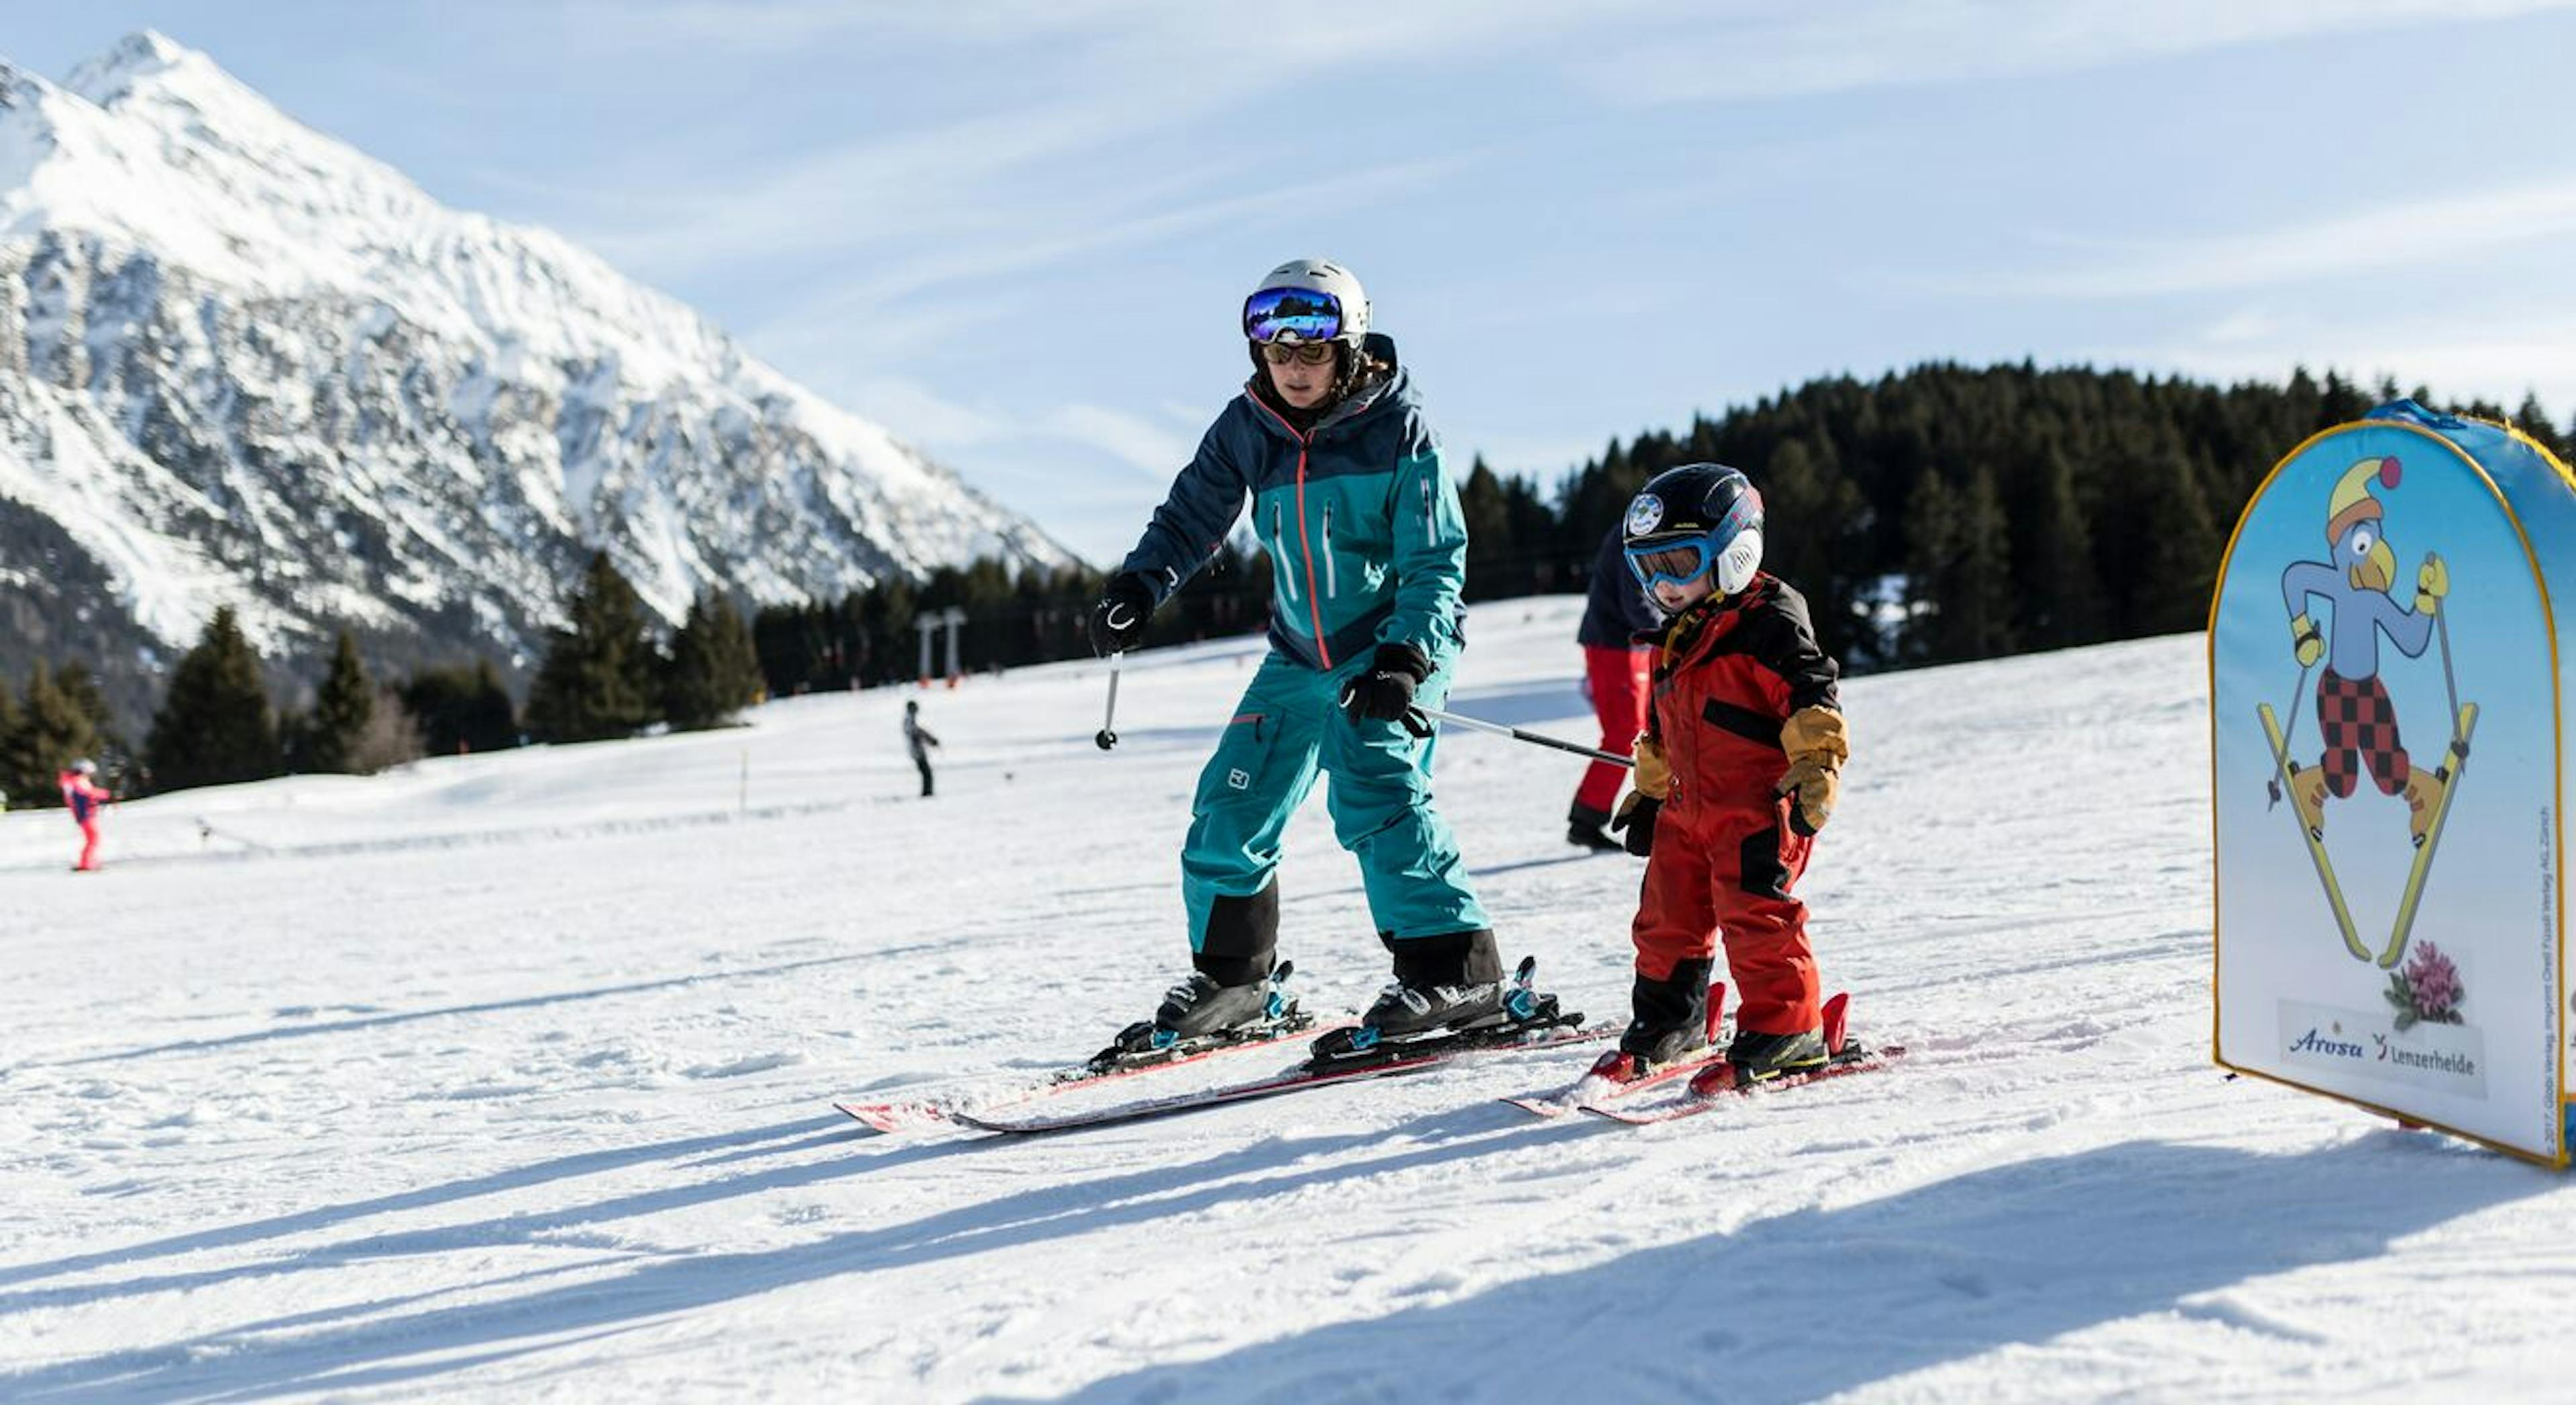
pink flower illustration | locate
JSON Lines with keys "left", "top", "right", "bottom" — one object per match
{"left": 2386, "top": 942, "right": 2466, "bottom": 1029}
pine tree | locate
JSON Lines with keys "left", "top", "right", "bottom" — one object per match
{"left": 304, "top": 631, "right": 374, "bottom": 773}
{"left": 148, "top": 606, "right": 280, "bottom": 793}
{"left": 401, "top": 661, "right": 519, "bottom": 755}
{"left": 1948, "top": 465, "right": 2019, "bottom": 659}
{"left": 3, "top": 663, "right": 100, "bottom": 805}
{"left": 525, "top": 551, "right": 662, "bottom": 743}
{"left": 1898, "top": 467, "right": 1960, "bottom": 664}
{"left": 664, "top": 590, "right": 763, "bottom": 730}
{"left": 53, "top": 662, "right": 119, "bottom": 761}
{"left": 2012, "top": 443, "right": 2102, "bottom": 650}
{"left": 0, "top": 679, "right": 18, "bottom": 806}
{"left": 1459, "top": 457, "right": 1518, "bottom": 602}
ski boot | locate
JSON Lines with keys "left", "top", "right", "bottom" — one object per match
{"left": 1617, "top": 959, "right": 1715, "bottom": 1066}
{"left": 2289, "top": 764, "right": 2328, "bottom": 838}
{"left": 1566, "top": 803, "right": 1623, "bottom": 853}
{"left": 1365, "top": 927, "right": 1509, "bottom": 1038}
{"left": 1309, "top": 951, "right": 1576, "bottom": 1066}
{"left": 1726, "top": 1026, "right": 1829, "bottom": 1084}
{"left": 1089, "top": 962, "right": 1309, "bottom": 1072}
{"left": 2403, "top": 767, "right": 2447, "bottom": 844}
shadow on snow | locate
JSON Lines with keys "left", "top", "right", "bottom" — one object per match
{"left": 1036, "top": 1131, "right": 2552, "bottom": 1404}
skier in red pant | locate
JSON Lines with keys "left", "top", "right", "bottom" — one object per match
{"left": 58, "top": 758, "right": 113, "bottom": 873}
{"left": 1567, "top": 523, "right": 1660, "bottom": 851}
{"left": 1605, "top": 465, "right": 1850, "bottom": 1080}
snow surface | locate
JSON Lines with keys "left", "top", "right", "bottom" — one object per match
{"left": 3, "top": 598, "right": 2571, "bottom": 1402}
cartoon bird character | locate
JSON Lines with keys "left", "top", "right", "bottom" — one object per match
{"left": 2277, "top": 455, "right": 2450, "bottom": 838}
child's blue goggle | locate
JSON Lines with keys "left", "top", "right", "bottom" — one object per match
{"left": 1625, "top": 532, "right": 1722, "bottom": 589}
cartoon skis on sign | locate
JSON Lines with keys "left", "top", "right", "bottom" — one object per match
{"left": 2259, "top": 453, "right": 2476, "bottom": 969}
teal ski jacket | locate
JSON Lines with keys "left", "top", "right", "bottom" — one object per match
{"left": 1118, "top": 334, "right": 1470, "bottom": 672}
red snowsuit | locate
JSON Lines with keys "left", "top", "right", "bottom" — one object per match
{"left": 1625, "top": 575, "right": 1845, "bottom": 1037}
{"left": 59, "top": 770, "right": 111, "bottom": 872}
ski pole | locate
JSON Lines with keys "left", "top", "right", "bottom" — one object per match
{"left": 1417, "top": 706, "right": 1633, "bottom": 768}
{"left": 1095, "top": 652, "right": 1123, "bottom": 750}
{"left": 2432, "top": 559, "right": 2460, "bottom": 725}
{"left": 2267, "top": 661, "right": 2314, "bottom": 809}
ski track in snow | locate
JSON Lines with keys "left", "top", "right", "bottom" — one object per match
{"left": 1, "top": 598, "right": 2569, "bottom": 1402}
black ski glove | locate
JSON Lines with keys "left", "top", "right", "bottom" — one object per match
{"left": 1088, "top": 573, "right": 1153, "bottom": 657}
{"left": 1339, "top": 643, "right": 1434, "bottom": 736}
{"left": 1609, "top": 794, "right": 1660, "bottom": 857}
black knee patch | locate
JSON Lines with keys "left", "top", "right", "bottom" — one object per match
{"left": 1738, "top": 825, "right": 1791, "bottom": 900}
{"left": 1384, "top": 928, "right": 1502, "bottom": 987}
{"left": 1196, "top": 884, "right": 1279, "bottom": 985}
{"left": 1631, "top": 957, "right": 1713, "bottom": 1030}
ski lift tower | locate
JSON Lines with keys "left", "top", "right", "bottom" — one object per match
{"left": 942, "top": 607, "right": 968, "bottom": 684}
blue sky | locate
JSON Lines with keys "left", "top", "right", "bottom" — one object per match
{"left": 11, "top": 2, "right": 2576, "bottom": 563}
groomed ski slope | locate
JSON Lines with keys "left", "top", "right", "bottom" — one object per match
{"left": 3, "top": 597, "right": 2570, "bottom": 1402}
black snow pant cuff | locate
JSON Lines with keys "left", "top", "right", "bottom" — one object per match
{"left": 1629, "top": 957, "right": 1713, "bottom": 1038}
{"left": 1382, "top": 927, "right": 1503, "bottom": 988}
{"left": 1568, "top": 801, "right": 1613, "bottom": 829}
{"left": 1195, "top": 884, "right": 1279, "bottom": 987}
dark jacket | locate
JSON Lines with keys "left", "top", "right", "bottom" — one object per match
{"left": 1577, "top": 524, "right": 1661, "bottom": 649}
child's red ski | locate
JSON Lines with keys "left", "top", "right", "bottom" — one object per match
{"left": 1578, "top": 993, "right": 1902, "bottom": 1125}
{"left": 1580, "top": 1042, "right": 1903, "bottom": 1125}
{"left": 1501, "top": 982, "right": 1728, "bottom": 1118}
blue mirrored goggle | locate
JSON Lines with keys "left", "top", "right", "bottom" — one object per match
{"left": 1625, "top": 533, "right": 1719, "bottom": 589}
{"left": 1244, "top": 286, "right": 1343, "bottom": 344}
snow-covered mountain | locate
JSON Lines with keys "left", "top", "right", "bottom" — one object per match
{"left": 0, "top": 31, "right": 1072, "bottom": 698}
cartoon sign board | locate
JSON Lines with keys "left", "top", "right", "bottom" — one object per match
{"left": 2212, "top": 400, "right": 2576, "bottom": 1166}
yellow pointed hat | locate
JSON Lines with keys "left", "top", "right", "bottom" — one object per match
{"left": 2326, "top": 455, "right": 2400, "bottom": 544}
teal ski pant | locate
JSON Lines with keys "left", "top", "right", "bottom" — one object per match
{"left": 1183, "top": 647, "right": 1490, "bottom": 955}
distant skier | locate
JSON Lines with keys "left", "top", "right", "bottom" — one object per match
{"left": 58, "top": 758, "right": 113, "bottom": 873}
{"left": 904, "top": 700, "right": 940, "bottom": 798}
{"left": 1568, "top": 522, "right": 1660, "bottom": 851}
{"left": 2278, "top": 455, "right": 2450, "bottom": 838}
{"left": 1606, "top": 465, "right": 1850, "bottom": 1081}
{"left": 1087, "top": 257, "right": 1510, "bottom": 1052}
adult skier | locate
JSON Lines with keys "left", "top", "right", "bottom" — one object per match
{"left": 903, "top": 700, "right": 939, "bottom": 798}
{"left": 1568, "top": 522, "right": 1660, "bottom": 851}
{"left": 58, "top": 758, "right": 112, "bottom": 873}
{"left": 1607, "top": 465, "right": 1850, "bottom": 1080}
{"left": 1087, "top": 258, "right": 1505, "bottom": 1049}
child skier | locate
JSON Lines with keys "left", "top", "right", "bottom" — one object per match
{"left": 58, "top": 758, "right": 112, "bottom": 873}
{"left": 1087, "top": 258, "right": 1510, "bottom": 1054}
{"left": 1605, "top": 464, "right": 1850, "bottom": 1081}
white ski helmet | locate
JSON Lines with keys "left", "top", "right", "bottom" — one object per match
{"left": 1242, "top": 258, "right": 1370, "bottom": 348}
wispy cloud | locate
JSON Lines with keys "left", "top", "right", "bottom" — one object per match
{"left": 1921, "top": 177, "right": 2576, "bottom": 298}
{"left": 1044, "top": 404, "right": 1196, "bottom": 479}
{"left": 843, "top": 378, "right": 1195, "bottom": 479}
{"left": 733, "top": 151, "right": 1474, "bottom": 379}
{"left": 2090, "top": 306, "right": 2576, "bottom": 420}
{"left": 1568, "top": 0, "right": 2576, "bottom": 105}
